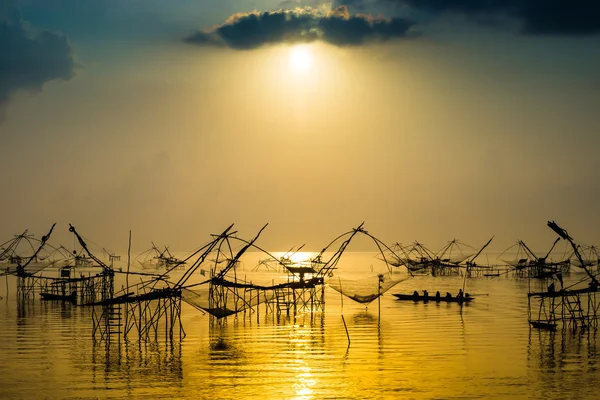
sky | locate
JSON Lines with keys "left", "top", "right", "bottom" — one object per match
{"left": 1, "top": 0, "right": 600, "bottom": 255}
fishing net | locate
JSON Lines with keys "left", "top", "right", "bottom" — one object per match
{"left": 501, "top": 258, "right": 530, "bottom": 268}
{"left": 181, "top": 285, "right": 275, "bottom": 318}
{"left": 327, "top": 275, "right": 408, "bottom": 304}
{"left": 24, "top": 260, "right": 57, "bottom": 274}
{"left": 443, "top": 254, "right": 473, "bottom": 264}
{"left": 0, "top": 260, "right": 57, "bottom": 275}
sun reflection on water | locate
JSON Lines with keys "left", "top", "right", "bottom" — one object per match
{"left": 292, "top": 364, "right": 316, "bottom": 399}
{"left": 280, "top": 320, "right": 321, "bottom": 398}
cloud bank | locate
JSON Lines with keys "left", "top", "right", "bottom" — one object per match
{"left": 0, "top": 7, "right": 76, "bottom": 107}
{"left": 338, "top": 0, "right": 600, "bottom": 35}
{"left": 184, "top": 6, "right": 415, "bottom": 49}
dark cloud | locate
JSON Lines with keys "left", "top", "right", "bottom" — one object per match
{"left": 0, "top": 8, "right": 76, "bottom": 107}
{"left": 184, "top": 6, "right": 415, "bottom": 49}
{"left": 341, "top": 0, "right": 600, "bottom": 35}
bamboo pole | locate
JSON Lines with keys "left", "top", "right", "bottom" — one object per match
{"left": 338, "top": 277, "right": 350, "bottom": 349}
{"left": 125, "top": 230, "right": 131, "bottom": 340}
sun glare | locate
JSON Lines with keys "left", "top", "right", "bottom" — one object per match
{"left": 289, "top": 45, "right": 313, "bottom": 73}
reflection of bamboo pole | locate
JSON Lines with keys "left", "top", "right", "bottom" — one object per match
{"left": 125, "top": 230, "right": 131, "bottom": 340}
{"left": 378, "top": 275, "right": 382, "bottom": 318}
{"left": 338, "top": 277, "right": 350, "bottom": 348}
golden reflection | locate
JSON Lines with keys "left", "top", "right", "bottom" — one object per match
{"left": 292, "top": 364, "right": 316, "bottom": 399}
{"left": 286, "top": 323, "right": 319, "bottom": 399}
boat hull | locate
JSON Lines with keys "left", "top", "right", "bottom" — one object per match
{"left": 393, "top": 293, "right": 474, "bottom": 303}
{"left": 40, "top": 292, "right": 76, "bottom": 303}
{"left": 529, "top": 320, "right": 557, "bottom": 330}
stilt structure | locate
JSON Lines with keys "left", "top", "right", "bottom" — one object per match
{"left": 65, "top": 224, "right": 117, "bottom": 342}
{"left": 528, "top": 221, "right": 600, "bottom": 330}
{"left": 460, "top": 236, "right": 495, "bottom": 279}
{"left": 134, "top": 243, "right": 186, "bottom": 271}
{"left": 501, "top": 239, "right": 570, "bottom": 279}
{"left": 10, "top": 224, "right": 58, "bottom": 301}
{"left": 267, "top": 224, "right": 373, "bottom": 314}
{"left": 180, "top": 223, "right": 383, "bottom": 321}
{"left": 398, "top": 241, "right": 437, "bottom": 275}
{"left": 316, "top": 224, "right": 410, "bottom": 308}
{"left": 181, "top": 223, "right": 338, "bottom": 319}
{"left": 528, "top": 286, "right": 600, "bottom": 330}
{"left": 16, "top": 274, "right": 45, "bottom": 300}
{"left": 271, "top": 255, "right": 327, "bottom": 315}
{"left": 103, "top": 225, "right": 240, "bottom": 342}
{"left": 0, "top": 224, "right": 113, "bottom": 305}
{"left": 431, "top": 239, "right": 478, "bottom": 277}
{"left": 204, "top": 224, "right": 269, "bottom": 318}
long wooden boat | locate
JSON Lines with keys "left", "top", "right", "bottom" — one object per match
{"left": 393, "top": 293, "right": 474, "bottom": 303}
{"left": 40, "top": 292, "right": 76, "bottom": 303}
{"left": 529, "top": 320, "right": 557, "bottom": 331}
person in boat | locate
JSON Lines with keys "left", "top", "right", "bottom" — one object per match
{"left": 446, "top": 292, "right": 452, "bottom": 299}
{"left": 457, "top": 289, "right": 464, "bottom": 299}
{"left": 435, "top": 291, "right": 441, "bottom": 300}
{"left": 413, "top": 290, "right": 419, "bottom": 298}
{"left": 465, "top": 293, "right": 471, "bottom": 299}
{"left": 423, "top": 290, "right": 429, "bottom": 298}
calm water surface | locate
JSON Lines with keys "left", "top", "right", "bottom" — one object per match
{"left": 1, "top": 253, "right": 599, "bottom": 399}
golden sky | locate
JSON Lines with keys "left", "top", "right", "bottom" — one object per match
{"left": 2, "top": 1, "right": 600, "bottom": 253}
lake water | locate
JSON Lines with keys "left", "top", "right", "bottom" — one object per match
{"left": 1, "top": 252, "right": 599, "bottom": 399}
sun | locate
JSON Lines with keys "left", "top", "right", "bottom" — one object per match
{"left": 289, "top": 45, "right": 313, "bottom": 73}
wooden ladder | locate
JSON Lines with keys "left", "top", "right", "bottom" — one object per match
{"left": 107, "top": 305, "right": 122, "bottom": 336}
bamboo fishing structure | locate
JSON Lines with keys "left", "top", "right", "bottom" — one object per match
{"left": 14, "top": 219, "right": 600, "bottom": 348}
{"left": 527, "top": 221, "right": 600, "bottom": 331}
{"left": 498, "top": 238, "right": 571, "bottom": 280}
